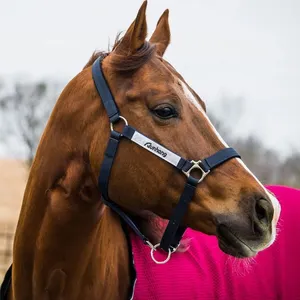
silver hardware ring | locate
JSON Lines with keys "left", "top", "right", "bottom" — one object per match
{"left": 149, "top": 243, "right": 174, "bottom": 265}
{"left": 182, "top": 160, "right": 210, "bottom": 183}
{"left": 110, "top": 116, "right": 128, "bottom": 132}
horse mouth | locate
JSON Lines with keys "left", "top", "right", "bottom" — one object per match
{"left": 217, "top": 224, "right": 257, "bottom": 258}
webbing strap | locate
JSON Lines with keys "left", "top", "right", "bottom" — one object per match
{"left": 123, "top": 126, "right": 240, "bottom": 173}
{"left": 98, "top": 131, "right": 121, "bottom": 201}
{"left": 160, "top": 177, "right": 198, "bottom": 251}
{"left": 92, "top": 57, "right": 120, "bottom": 123}
{"left": 122, "top": 126, "right": 183, "bottom": 168}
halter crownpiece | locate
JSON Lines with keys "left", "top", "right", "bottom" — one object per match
{"left": 92, "top": 56, "right": 240, "bottom": 264}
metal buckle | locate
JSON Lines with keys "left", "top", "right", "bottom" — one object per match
{"left": 182, "top": 160, "right": 210, "bottom": 183}
{"left": 110, "top": 116, "right": 128, "bottom": 132}
{"left": 146, "top": 241, "right": 177, "bottom": 265}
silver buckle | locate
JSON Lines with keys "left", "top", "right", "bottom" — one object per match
{"left": 182, "top": 160, "right": 210, "bottom": 183}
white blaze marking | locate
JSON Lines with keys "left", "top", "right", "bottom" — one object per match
{"left": 179, "top": 79, "right": 281, "bottom": 249}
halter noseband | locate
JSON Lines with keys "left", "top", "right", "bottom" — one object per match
{"left": 92, "top": 56, "right": 240, "bottom": 264}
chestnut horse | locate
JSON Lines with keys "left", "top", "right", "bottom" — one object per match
{"left": 2, "top": 2, "right": 281, "bottom": 300}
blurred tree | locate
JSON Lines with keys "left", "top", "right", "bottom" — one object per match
{"left": 0, "top": 81, "right": 57, "bottom": 167}
{"left": 281, "top": 152, "right": 300, "bottom": 187}
{"left": 230, "top": 136, "right": 282, "bottom": 185}
{"left": 208, "top": 106, "right": 300, "bottom": 189}
{"left": 206, "top": 112, "right": 232, "bottom": 142}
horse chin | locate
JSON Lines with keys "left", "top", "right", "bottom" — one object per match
{"left": 216, "top": 225, "right": 258, "bottom": 258}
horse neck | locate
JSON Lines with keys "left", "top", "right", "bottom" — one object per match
{"left": 11, "top": 76, "right": 131, "bottom": 300}
{"left": 12, "top": 156, "right": 131, "bottom": 299}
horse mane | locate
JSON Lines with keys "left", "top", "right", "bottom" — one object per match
{"left": 83, "top": 33, "right": 156, "bottom": 72}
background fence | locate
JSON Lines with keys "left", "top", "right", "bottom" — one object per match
{"left": 0, "top": 223, "right": 14, "bottom": 281}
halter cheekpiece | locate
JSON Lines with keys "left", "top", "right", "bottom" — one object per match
{"left": 92, "top": 56, "right": 240, "bottom": 264}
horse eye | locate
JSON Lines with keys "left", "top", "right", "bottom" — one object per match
{"left": 153, "top": 105, "right": 178, "bottom": 119}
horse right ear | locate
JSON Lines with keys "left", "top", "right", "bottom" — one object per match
{"left": 149, "top": 9, "right": 171, "bottom": 56}
{"left": 114, "top": 1, "right": 148, "bottom": 55}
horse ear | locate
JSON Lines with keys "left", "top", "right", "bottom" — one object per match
{"left": 149, "top": 9, "right": 170, "bottom": 56}
{"left": 115, "top": 1, "right": 148, "bottom": 54}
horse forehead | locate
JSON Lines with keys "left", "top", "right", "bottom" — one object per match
{"left": 128, "top": 65, "right": 175, "bottom": 95}
{"left": 156, "top": 59, "right": 204, "bottom": 108}
{"left": 137, "top": 57, "right": 175, "bottom": 81}
{"left": 129, "top": 59, "right": 199, "bottom": 102}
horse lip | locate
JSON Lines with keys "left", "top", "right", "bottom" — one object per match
{"left": 217, "top": 224, "right": 257, "bottom": 257}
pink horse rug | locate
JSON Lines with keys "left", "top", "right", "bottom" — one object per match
{"left": 130, "top": 185, "right": 300, "bottom": 300}
{"left": 1, "top": 185, "right": 299, "bottom": 299}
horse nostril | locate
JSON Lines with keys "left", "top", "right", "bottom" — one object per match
{"left": 255, "top": 199, "right": 273, "bottom": 227}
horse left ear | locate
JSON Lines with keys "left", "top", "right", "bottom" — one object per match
{"left": 149, "top": 9, "right": 171, "bottom": 56}
{"left": 114, "top": 1, "right": 148, "bottom": 54}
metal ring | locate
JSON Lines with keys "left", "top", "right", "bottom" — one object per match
{"left": 110, "top": 116, "right": 128, "bottom": 132}
{"left": 150, "top": 243, "right": 173, "bottom": 265}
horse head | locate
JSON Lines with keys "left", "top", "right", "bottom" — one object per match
{"left": 77, "top": 1, "right": 281, "bottom": 258}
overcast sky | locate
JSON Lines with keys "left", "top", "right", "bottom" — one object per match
{"left": 0, "top": 0, "right": 299, "bottom": 157}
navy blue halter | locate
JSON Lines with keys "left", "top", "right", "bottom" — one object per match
{"left": 92, "top": 56, "right": 240, "bottom": 255}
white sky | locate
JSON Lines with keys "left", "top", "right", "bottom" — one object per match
{"left": 0, "top": 0, "right": 299, "bottom": 156}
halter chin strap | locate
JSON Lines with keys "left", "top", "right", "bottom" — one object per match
{"left": 92, "top": 56, "right": 240, "bottom": 260}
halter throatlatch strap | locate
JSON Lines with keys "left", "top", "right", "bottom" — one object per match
{"left": 92, "top": 56, "right": 241, "bottom": 260}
